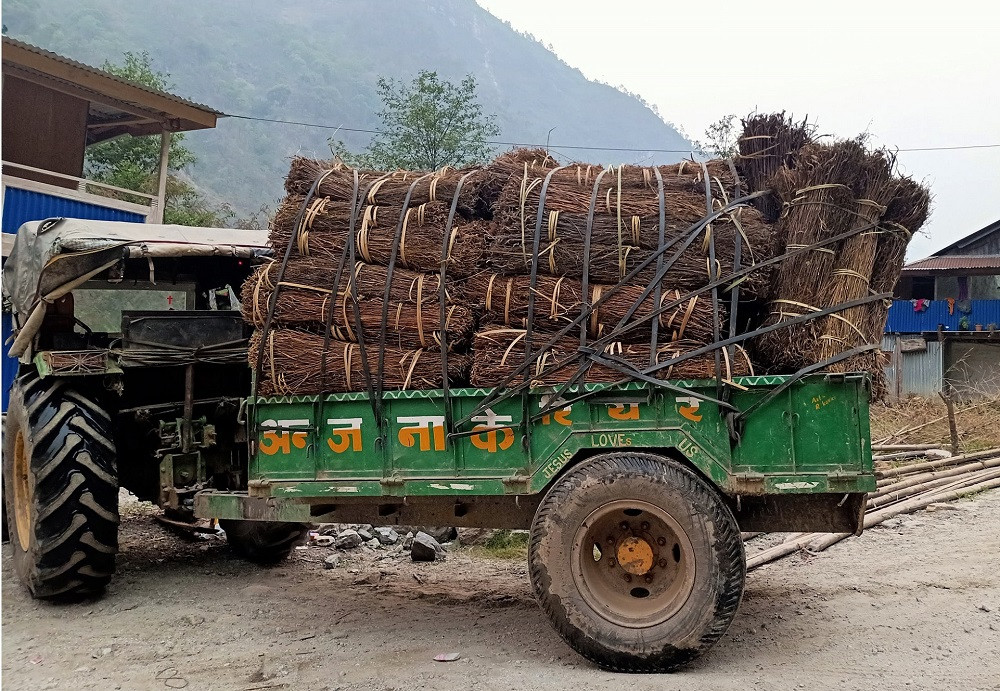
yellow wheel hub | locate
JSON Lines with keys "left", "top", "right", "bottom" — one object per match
{"left": 616, "top": 535, "right": 654, "bottom": 575}
{"left": 12, "top": 430, "right": 32, "bottom": 550}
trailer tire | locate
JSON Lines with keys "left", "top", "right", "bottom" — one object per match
{"left": 3, "top": 376, "right": 119, "bottom": 600}
{"left": 220, "top": 520, "right": 308, "bottom": 564}
{"left": 529, "top": 452, "right": 745, "bottom": 672}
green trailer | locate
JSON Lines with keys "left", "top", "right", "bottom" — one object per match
{"left": 196, "top": 372, "right": 873, "bottom": 672}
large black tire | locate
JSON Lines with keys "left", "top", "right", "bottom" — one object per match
{"left": 220, "top": 520, "right": 308, "bottom": 564}
{"left": 3, "top": 376, "right": 119, "bottom": 599}
{"left": 529, "top": 452, "right": 745, "bottom": 672}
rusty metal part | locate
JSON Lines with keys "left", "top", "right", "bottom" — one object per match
{"left": 617, "top": 536, "right": 655, "bottom": 575}
{"left": 154, "top": 514, "right": 219, "bottom": 535}
{"left": 571, "top": 499, "right": 696, "bottom": 628}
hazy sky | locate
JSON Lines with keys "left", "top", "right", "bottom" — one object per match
{"left": 477, "top": 1, "right": 1000, "bottom": 259}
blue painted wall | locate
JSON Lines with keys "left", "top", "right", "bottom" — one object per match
{"left": 885, "top": 299, "right": 1000, "bottom": 334}
{"left": 2, "top": 187, "right": 146, "bottom": 411}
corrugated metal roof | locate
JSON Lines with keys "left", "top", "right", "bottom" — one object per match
{"left": 902, "top": 255, "right": 1000, "bottom": 272}
{"left": 885, "top": 299, "right": 1000, "bottom": 333}
{"left": 2, "top": 36, "right": 223, "bottom": 116}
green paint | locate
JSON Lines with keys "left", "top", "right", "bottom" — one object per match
{"left": 235, "top": 374, "right": 873, "bottom": 503}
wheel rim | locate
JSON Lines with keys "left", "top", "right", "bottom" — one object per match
{"left": 571, "top": 499, "right": 696, "bottom": 628}
{"left": 12, "top": 429, "right": 33, "bottom": 550}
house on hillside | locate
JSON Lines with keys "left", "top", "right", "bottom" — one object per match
{"left": 1, "top": 37, "right": 222, "bottom": 408}
{"left": 882, "top": 219, "right": 1000, "bottom": 400}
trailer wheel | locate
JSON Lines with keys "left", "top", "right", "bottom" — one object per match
{"left": 220, "top": 520, "right": 308, "bottom": 564}
{"left": 3, "top": 376, "right": 119, "bottom": 599}
{"left": 529, "top": 452, "right": 745, "bottom": 672}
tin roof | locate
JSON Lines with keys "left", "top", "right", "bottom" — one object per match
{"left": 2, "top": 37, "right": 222, "bottom": 142}
{"left": 901, "top": 255, "right": 1000, "bottom": 275}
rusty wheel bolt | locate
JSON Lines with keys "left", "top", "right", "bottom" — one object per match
{"left": 620, "top": 522, "right": 630, "bottom": 531}
{"left": 623, "top": 574, "right": 632, "bottom": 583}
{"left": 640, "top": 521, "right": 650, "bottom": 531}
{"left": 657, "top": 536, "right": 667, "bottom": 546}
{"left": 607, "top": 536, "right": 615, "bottom": 544}
{"left": 658, "top": 558, "right": 668, "bottom": 568}
{"left": 644, "top": 574, "right": 653, "bottom": 584}
{"left": 608, "top": 558, "right": 617, "bottom": 568}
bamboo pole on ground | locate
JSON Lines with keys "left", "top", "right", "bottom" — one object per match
{"left": 872, "top": 443, "right": 949, "bottom": 452}
{"left": 746, "top": 457, "right": 1000, "bottom": 571}
{"left": 872, "top": 455, "right": 1000, "bottom": 499}
{"left": 876, "top": 448, "right": 1000, "bottom": 479}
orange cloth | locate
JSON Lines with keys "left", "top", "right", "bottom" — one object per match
{"left": 947, "top": 298, "right": 955, "bottom": 315}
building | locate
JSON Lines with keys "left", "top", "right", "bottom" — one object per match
{"left": 883, "top": 219, "right": 1000, "bottom": 400}
{"left": 1, "top": 37, "right": 223, "bottom": 407}
{"left": 2, "top": 36, "right": 222, "bottom": 244}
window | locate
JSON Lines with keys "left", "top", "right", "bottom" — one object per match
{"left": 910, "top": 276, "right": 935, "bottom": 300}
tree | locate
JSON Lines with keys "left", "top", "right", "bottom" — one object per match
{"left": 84, "top": 52, "right": 231, "bottom": 226}
{"left": 330, "top": 70, "right": 499, "bottom": 171}
{"left": 694, "top": 114, "right": 739, "bottom": 158}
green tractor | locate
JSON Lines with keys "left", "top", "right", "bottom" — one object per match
{"left": 2, "top": 218, "right": 306, "bottom": 599}
{"left": 3, "top": 217, "right": 876, "bottom": 672}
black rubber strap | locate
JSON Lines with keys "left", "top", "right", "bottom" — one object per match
{"left": 734, "top": 344, "right": 879, "bottom": 421}
{"left": 375, "top": 172, "right": 434, "bottom": 415}
{"left": 454, "top": 212, "right": 881, "bottom": 429}
{"left": 252, "top": 166, "right": 330, "bottom": 403}
{"left": 348, "top": 174, "right": 394, "bottom": 434}
{"left": 522, "top": 165, "right": 566, "bottom": 448}
{"left": 580, "top": 168, "right": 609, "bottom": 349}
{"left": 440, "top": 170, "right": 477, "bottom": 442}
{"left": 320, "top": 169, "right": 361, "bottom": 385}
{"left": 649, "top": 166, "right": 666, "bottom": 366}
{"left": 640, "top": 293, "right": 889, "bottom": 379}
{"left": 725, "top": 157, "right": 744, "bottom": 370}
{"left": 453, "top": 191, "right": 768, "bottom": 427}
{"left": 699, "top": 161, "right": 723, "bottom": 398}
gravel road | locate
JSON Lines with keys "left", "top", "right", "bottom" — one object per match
{"left": 4, "top": 490, "right": 1000, "bottom": 691}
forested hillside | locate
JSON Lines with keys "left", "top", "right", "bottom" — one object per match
{"left": 4, "top": 0, "right": 694, "bottom": 216}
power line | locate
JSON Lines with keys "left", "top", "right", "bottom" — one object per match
{"left": 224, "top": 113, "right": 1000, "bottom": 154}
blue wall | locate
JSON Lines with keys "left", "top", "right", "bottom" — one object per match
{"left": 885, "top": 299, "right": 1000, "bottom": 334}
{"left": 2, "top": 187, "right": 146, "bottom": 411}
{"left": 2, "top": 187, "right": 145, "bottom": 233}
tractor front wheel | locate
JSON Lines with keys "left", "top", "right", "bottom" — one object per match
{"left": 3, "top": 376, "right": 119, "bottom": 599}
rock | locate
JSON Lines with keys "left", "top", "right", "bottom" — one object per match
{"left": 456, "top": 527, "right": 498, "bottom": 547}
{"left": 374, "top": 526, "right": 399, "bottom": 545}
{"left": 353, "top": 571, "right": 383, "bottom": 585}
{"left": 416, "top": 526, "right": 458, "bottom": 543}
{"left": 357, "top": 528, "right": 374, "bottom": 541}
{"left": 323, "top": 553, "right": 341, "bottom": 570}
{"left": 411, "top": 531, "right": 447, "bottom": 561}
{"left": 365, "top": 537, "right": 382, "bottom": 549}
{"left": 182, "top": 614, "right": 205, "bottom": 626}
{"left": 402, "top": 531, "right": 415, "bottom": 549}
{"left": 335, "top": 529, "right": 363, "bottom": 549}
{"left": 312, "top": 535, "right": 335, "bottom": 547}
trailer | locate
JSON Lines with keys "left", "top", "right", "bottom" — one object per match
{"left": 196, "top": 373, "right": 873, "bottom": 671}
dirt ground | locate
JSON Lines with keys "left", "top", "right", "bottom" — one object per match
{"left": 3, "top": 490, "right": 1000, "bottom": 691}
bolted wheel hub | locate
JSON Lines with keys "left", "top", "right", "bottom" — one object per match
{"left": 616, "top": 536, "right": 654, "bottom": 575}
{"left": 572, "top": 500, "right": 696, "bottom": 628}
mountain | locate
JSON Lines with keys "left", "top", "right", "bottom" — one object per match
{"left": 3, "top": 0, "right": 694, "bottom": 217}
